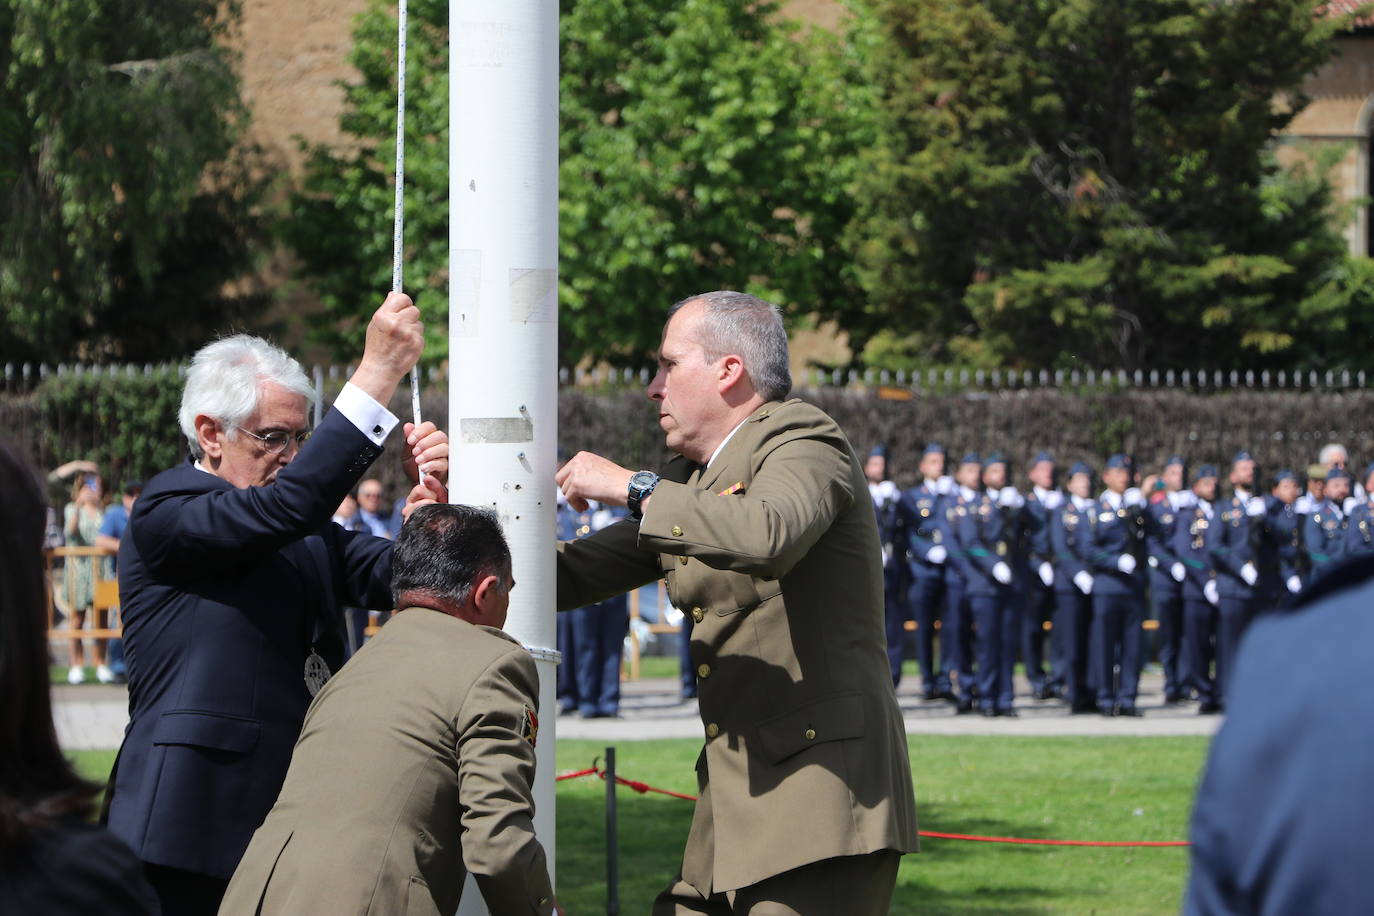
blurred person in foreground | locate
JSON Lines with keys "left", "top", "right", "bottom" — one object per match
{"left": 555, "top": 291, "right": 918, "bottom": 914}
{"left": 1185, "top": 552, "right": 1374, "bottom": 915}
{"left": 0, "top": 443, "right": 157, "bottom": 914}
{"left": 220, "top": 505, "right": 559, "bottom": 916}
{"left": 104, "top": 292, "right": 449, "bottom": 915}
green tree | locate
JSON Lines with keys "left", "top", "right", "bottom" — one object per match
{"left": 0, "top": 0, "right": 268, "bottom": 365}
{"left": 285, "top": 0, "right": 871, "bottom": 367}
{"left": 844, "top": 0, "right": 1365, "bottom": 372}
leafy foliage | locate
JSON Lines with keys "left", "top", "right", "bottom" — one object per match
{"left": 35, "top": 367, "right": 187, "bottom": 486}
{"left": 843, "top": 0, "right": 1365, "bottom": 372}
{"left": 284, "top": 0, "right": 870, "bottom": 366}
{"left": 0, "top": 0, "right": 270, "bottom": 364}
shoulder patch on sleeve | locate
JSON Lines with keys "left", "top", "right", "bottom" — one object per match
{"left": 521, "top": 704, "right": 539, "bottom": 748}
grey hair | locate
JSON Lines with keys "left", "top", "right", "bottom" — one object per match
{"left": 178, "top": 334, "right": 316, "bottom": 458}
{"left": 668, "top": 291, "right": 791, "bottom": 401}
{"left": 1319, "top": 443, "right": 1348, "bottom": 465}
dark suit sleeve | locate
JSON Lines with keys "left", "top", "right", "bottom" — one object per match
{"left": 456, "top": 647, "right": 555, "bottom": 915}
{"left": 131, "top": 409, "right": 382, "bottom": 576}
{"left": 1050, "top": 509, "right": 1086, "bottom": 580}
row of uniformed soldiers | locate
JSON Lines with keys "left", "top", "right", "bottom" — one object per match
{"left": 868, "top": 446, "right": 1374, "bottom": 716}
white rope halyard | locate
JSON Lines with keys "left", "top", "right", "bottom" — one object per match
{"left": 393, "top": 0, "right": 422, "bottom": 426}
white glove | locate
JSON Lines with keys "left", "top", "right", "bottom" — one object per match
{"left": 992, "top": 561, "right": 1013, "bottom": 585}
{"left": 1245, "top": 498, "right": 1267, "bottom": 518}
{"left": 1041, "top": 490, "right": 1063, "bottom": 511}
{"left": 936, "top": 475, "right": 955, "bottom": 496}
{"left": 1170, "top": 562, "right": 1185, "bottom": 583}
{"left": 882, "top": 543, "right": 893, "bottom": 564}
{"left": 997, "top": 487, "right": 1024, "bottom": 509}
{"left": 1240, "top": 562, "right": 1258, "bottom": 586}
{"left": 1124, "top": 488, "right": 1146, "bottom": 508}
{"left": 1287, "top": 575, "right": 1302, "bottom": 594}
{"left": 1038, "top": 561, "right": 1054, "bottom": 587}
{"left": 1172, "top": 490, "right": 1197, "bottom": 510}
{"left": 927, "top": 545, "right": 947, "bottom": 565}
{"left": 1074, "top": 570, "right": 1094, "bottom": 595}
{"left": 1204, "top": 578, "right": 1219, "bottom": 606}
{"left": 1117, "top": 553, "right": 1137, "bottom": 575}
{"left": 1345, "top": 497, "right": 1360, "bottom": 516}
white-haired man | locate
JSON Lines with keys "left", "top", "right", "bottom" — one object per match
{"left": 556, "top": 291, "right": 918, "bottom": 914}
{"left": 104, "top": 293, "right": 448, "bottom": 915}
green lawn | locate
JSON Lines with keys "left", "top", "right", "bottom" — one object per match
{"left": 73, "top": 736, "right": 1208, "bottom": 915}
{"left": 556, "top": 736, "right": 1207, "bottom": 916}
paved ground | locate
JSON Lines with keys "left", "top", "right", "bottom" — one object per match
{"left": 54, "top": 670, "right": 1221, "bottom": 751}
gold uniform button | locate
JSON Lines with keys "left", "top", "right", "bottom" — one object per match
{"left": 805, "top": 728, "right": 817, "bottom": 740}
{"left": 706, "top": 723, "right": 720, "bottom": 738}
{"left": 692, "top": 607, "right": 704, "bottom": 623}
{"left": 678, "top": 556, "right": 689, "bottom": 565}
{"left": 697, "top": 664, "right": 711, "bottom": 678}
{"left": 671, "top": 525, "right": 684, "bottom": 537}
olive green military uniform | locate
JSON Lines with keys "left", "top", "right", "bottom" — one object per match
{"left": 219, "top": 609, "right": 554, "bottom": 916}
{"left": 557, "top": 399, "right": 919, "bottom": 911}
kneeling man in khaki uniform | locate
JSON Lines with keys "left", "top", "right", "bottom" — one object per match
{"left": 220, "top": 504, "right": 558, "bottom": 916}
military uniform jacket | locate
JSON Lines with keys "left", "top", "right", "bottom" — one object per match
{"left": 897, "top": 482, "right": 947, "bottom": 579}
{"left": 1264, "top": 496, "right": 1304, "bottom": 589}
{"left": 1344, "top": 500, "right": 1374, "bottom": 558}
{"left": 870, "top": 479, "right": 905, "bottom": 593}
{"left": 1051, "top": 498, "right": 1094, "bottom": 594}
{"left": 219, "top": 610, "right": 554, "bottom": 916}
{"left": 1144, "top": 497, "right": 1185, "bottom": 597}
{"left": 1208, "top": 493, "right": 1267, "bottom": 600}
{"left": 1019, "top": 488, "right": 1060, "bottom": 572}
{"left": 1173, "top": 502, "right": 1216, "bottom": 603}
{"left": 556, "top": 399, "right": 919, "bottom": 894}
{"left": 947, "top": 489, "right": 1014, "bottom": 597}
{"left": 1086, "top": 494, "right": 1145, "bottom": 597}
{"left": 1304, "top": 499, "right": 1349, "bottom": 574}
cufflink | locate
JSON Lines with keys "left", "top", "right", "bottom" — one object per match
{"left": 372, "top": 424, "right": 384, "bottom": 436}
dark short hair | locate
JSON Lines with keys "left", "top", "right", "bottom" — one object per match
{"left": 0, "top": 444, "right": 98, "bottom": 847}
{"left": 391, "top": 504, "right": 512, "bottom": 609}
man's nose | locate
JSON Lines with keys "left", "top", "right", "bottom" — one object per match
{"left": 647, "top": 369, "right": 665, "bottom": 400}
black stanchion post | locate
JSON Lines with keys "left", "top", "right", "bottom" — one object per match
{"left": 605, "top": 745, "right": 620, "bottom": 915}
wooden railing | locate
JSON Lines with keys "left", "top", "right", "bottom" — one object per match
{"left": 45, "top": 546, "right": 123, "bottom": 640}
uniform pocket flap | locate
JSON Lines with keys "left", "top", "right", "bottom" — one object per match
{"left": 151, "top": 710, "right": 261, "bottom": 753}
{"left": 755, "top": 693, "right": 865, "bottom": 765}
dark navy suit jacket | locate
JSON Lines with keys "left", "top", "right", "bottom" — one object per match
{"left": 106, "top": 409, "right": 395, "bottom": 878}
{"left": 1185, "top": 557, "right": 1374, "bottom": 915}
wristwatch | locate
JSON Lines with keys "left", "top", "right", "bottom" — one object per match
{"left": 627, "top": 470, "right": 660, "bottom": 520}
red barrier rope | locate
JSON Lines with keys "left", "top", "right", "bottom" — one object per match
{"left": 554, "top": 765, "right": 1191, "bottom": 847}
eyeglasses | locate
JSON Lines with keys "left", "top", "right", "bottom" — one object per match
{"left": 236, "top": 427, "right": 312, "bottom": 454}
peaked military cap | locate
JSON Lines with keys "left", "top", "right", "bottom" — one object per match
{"left": 1195, "top": 464, "right": 1218, "bottom": 481}
{"left": 1105, "top": 453, "right": 1129, "bottom": 470}
{"left": 923, "top": 442, "right": 945, "bottom": 456}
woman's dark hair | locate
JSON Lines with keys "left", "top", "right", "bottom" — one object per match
{"left": 0, "top": 443, "right": 98, "bottom": 848}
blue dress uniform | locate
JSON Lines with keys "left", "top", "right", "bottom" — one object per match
{"left": 896, "top": 445, "right": 953, "bottom": 698}
{"left": 1050, "top": 474, "right": 1097, "bottom": 712}
{"left": 1304, "top": 469, "right": 1351, "bottom": 587}
{"left": 1018, "top": 453, "right": 1062, "bottom": 700}
{"left": 1265, "top": 469, "right": 1305, "bottom": 610}
{"left": 1085, "top": 456, "right": 1147, "bottom": 716}
{"left": 869, "top": 448, "right": 912, "bottom": 688}
{"left": 948, "top": 454, "right": 1020, "bottom": 716}
{"left": 942, "top": 456, "right": 982, "bottom": 710}
{"left": 555, "top": 498, "right": 631, "bottom": 716}
{"left": 1144, "top": 457, "right": 1189, "bottom": 703}
{"left": 1205, "top": 453, "right": 1268, "bottom": 708}
{"left": 1173, "top": 470, "right": 1220, "bottom": 711}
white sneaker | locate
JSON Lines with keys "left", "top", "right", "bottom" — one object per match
{"left": 96, "top": 664, "right": 116, "bottom": 684}
{"left": 67, "top": 665, "right": 86, "bottom": 685}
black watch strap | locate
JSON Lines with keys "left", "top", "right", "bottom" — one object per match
{"left": 627, "top": 470, "right": 660, "bottom": 519}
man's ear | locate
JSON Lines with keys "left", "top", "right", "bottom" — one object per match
{"left": 195, "top": 414, "right": 223, "bottom": 459}
{"left": 471, "top": 574, "right": 503, "bottom": 622}
{"left": 717, "top": 354, "right": 747, "bottom": 394}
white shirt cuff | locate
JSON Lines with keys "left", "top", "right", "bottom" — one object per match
{"left": 334, "top": 382, "right": 399, "bottom": 447}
